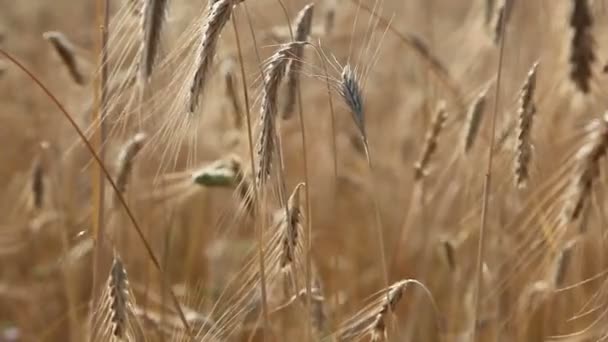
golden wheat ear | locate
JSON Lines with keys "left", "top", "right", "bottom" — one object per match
{"left": 89, "top": 253, "right": 144, "bottom": 342}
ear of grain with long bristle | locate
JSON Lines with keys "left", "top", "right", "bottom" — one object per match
{"left": 339, "top": 64, "right": 365, "bottom": 139}
{"left": 43, "top": 31, "right": 85, "bottom": 85}
{"left": 282, "top": 3, "right": 314, "bottom": 119}
{"left": 569, "top": 0, "right": 595, "bottom": 93}
{"left": 138, "top": 0, "right": 168, "bottom": 82}
{"left": 336, "top": 279, "right": 440, "bottom": 341}
{"left": 189, "top": 0, "right": 240, "bottom": 114}
{"left": 89, "top": 255, "right": 144, "bottom": 341}
{"left": 256, "top": 42, "right": 306, "bottom": 186}
{"left": 462, "top": 87, "right": 489, "bottom": 154}
{"left": 414, "top": 101, "right": 448, "bottom": 180}
{"left": 116, "top": 132, "right": 146, "bottom": 195}
{"left": 564, "top": 112, "right": 608, "bottom": 221}
{"left": 514, "top": 62, "right": 539, "bottom": 188}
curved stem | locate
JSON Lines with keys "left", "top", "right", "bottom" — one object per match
{"left": 0, "top": 48, "right": 193, "bottom": 338}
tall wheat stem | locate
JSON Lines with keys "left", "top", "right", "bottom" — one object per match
{"left": 472, "top": 6, "right": 507, "bottom": 341}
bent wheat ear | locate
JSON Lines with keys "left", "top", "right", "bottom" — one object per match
{"left": 337, "top": 279, "right": 439, "bottom": 341}
{"left": 189, "top": 0, "right": 242, "bottom": 113}
{"left": 138, "top": 0, "right": 168, "bottom": 82}
{"left": 43, "top": 31, "right": 85, "bottom": 85}
{"left": 256, "top": 42, "right": 306, "bottom": 185}
{"left": 569, "top": 0, "right": 595, "bottom": 93}
{"left": 462, "top": 87, "right": 489, "bottom": 154}
{"left": 282, "top": 3, "right": 315, "bottom": 119}
{"left": 564, "top": 112, "right": 608, "bottom": 221}
{"left": 414, "top": 102, "right": 448, "bottom": 180}
{"left": 116, "top": 132, "right": 147, "bottom": 194}
{"left": 514, "top": 62, "right": 539, "bottom": 188}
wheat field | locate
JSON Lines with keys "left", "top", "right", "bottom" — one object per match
{"left": 2, "top": 0, "right": 608, "bottom": 341}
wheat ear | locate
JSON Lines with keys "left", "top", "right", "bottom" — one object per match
{"left": 256, "top": 42, "right": 306, "bottom": 185}
{"left": 514, "top": 62, "right": 539, "bottom": 188}
{"left": 189, "top": 0, "right": 242, "bottom": 113}
{"left": 282, "top": 3, "right": 315, "bottom": 119}
{"left": 462, "top": 87, "right": 489, "bottom": 154}
{"left": 568, "top": 0, "right": 595, "bottom": 93}
{"left": 43, "top": 31, "right": 85, "bottom": 85}
{"left": 564, "top": 112, "right": 608, "bottom": 221}
{"left": 138, "top": 0, "right": 168, "bottom": 82}
{"left": 414, "top": 101, "right": 448, "bottom": 180}
{"left": 116, "top": 132, "right": 146, "bottom": 195}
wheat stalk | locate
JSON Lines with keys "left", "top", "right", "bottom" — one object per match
{"left": 514, "top": 62, "right": 539, "bottom": 188}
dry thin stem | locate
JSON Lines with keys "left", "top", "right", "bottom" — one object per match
{"left": 472, "top": 7, "right": 507, "bottom": 341}
{"left": 0, "top": 48, "right": 193, "bottom": 337}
